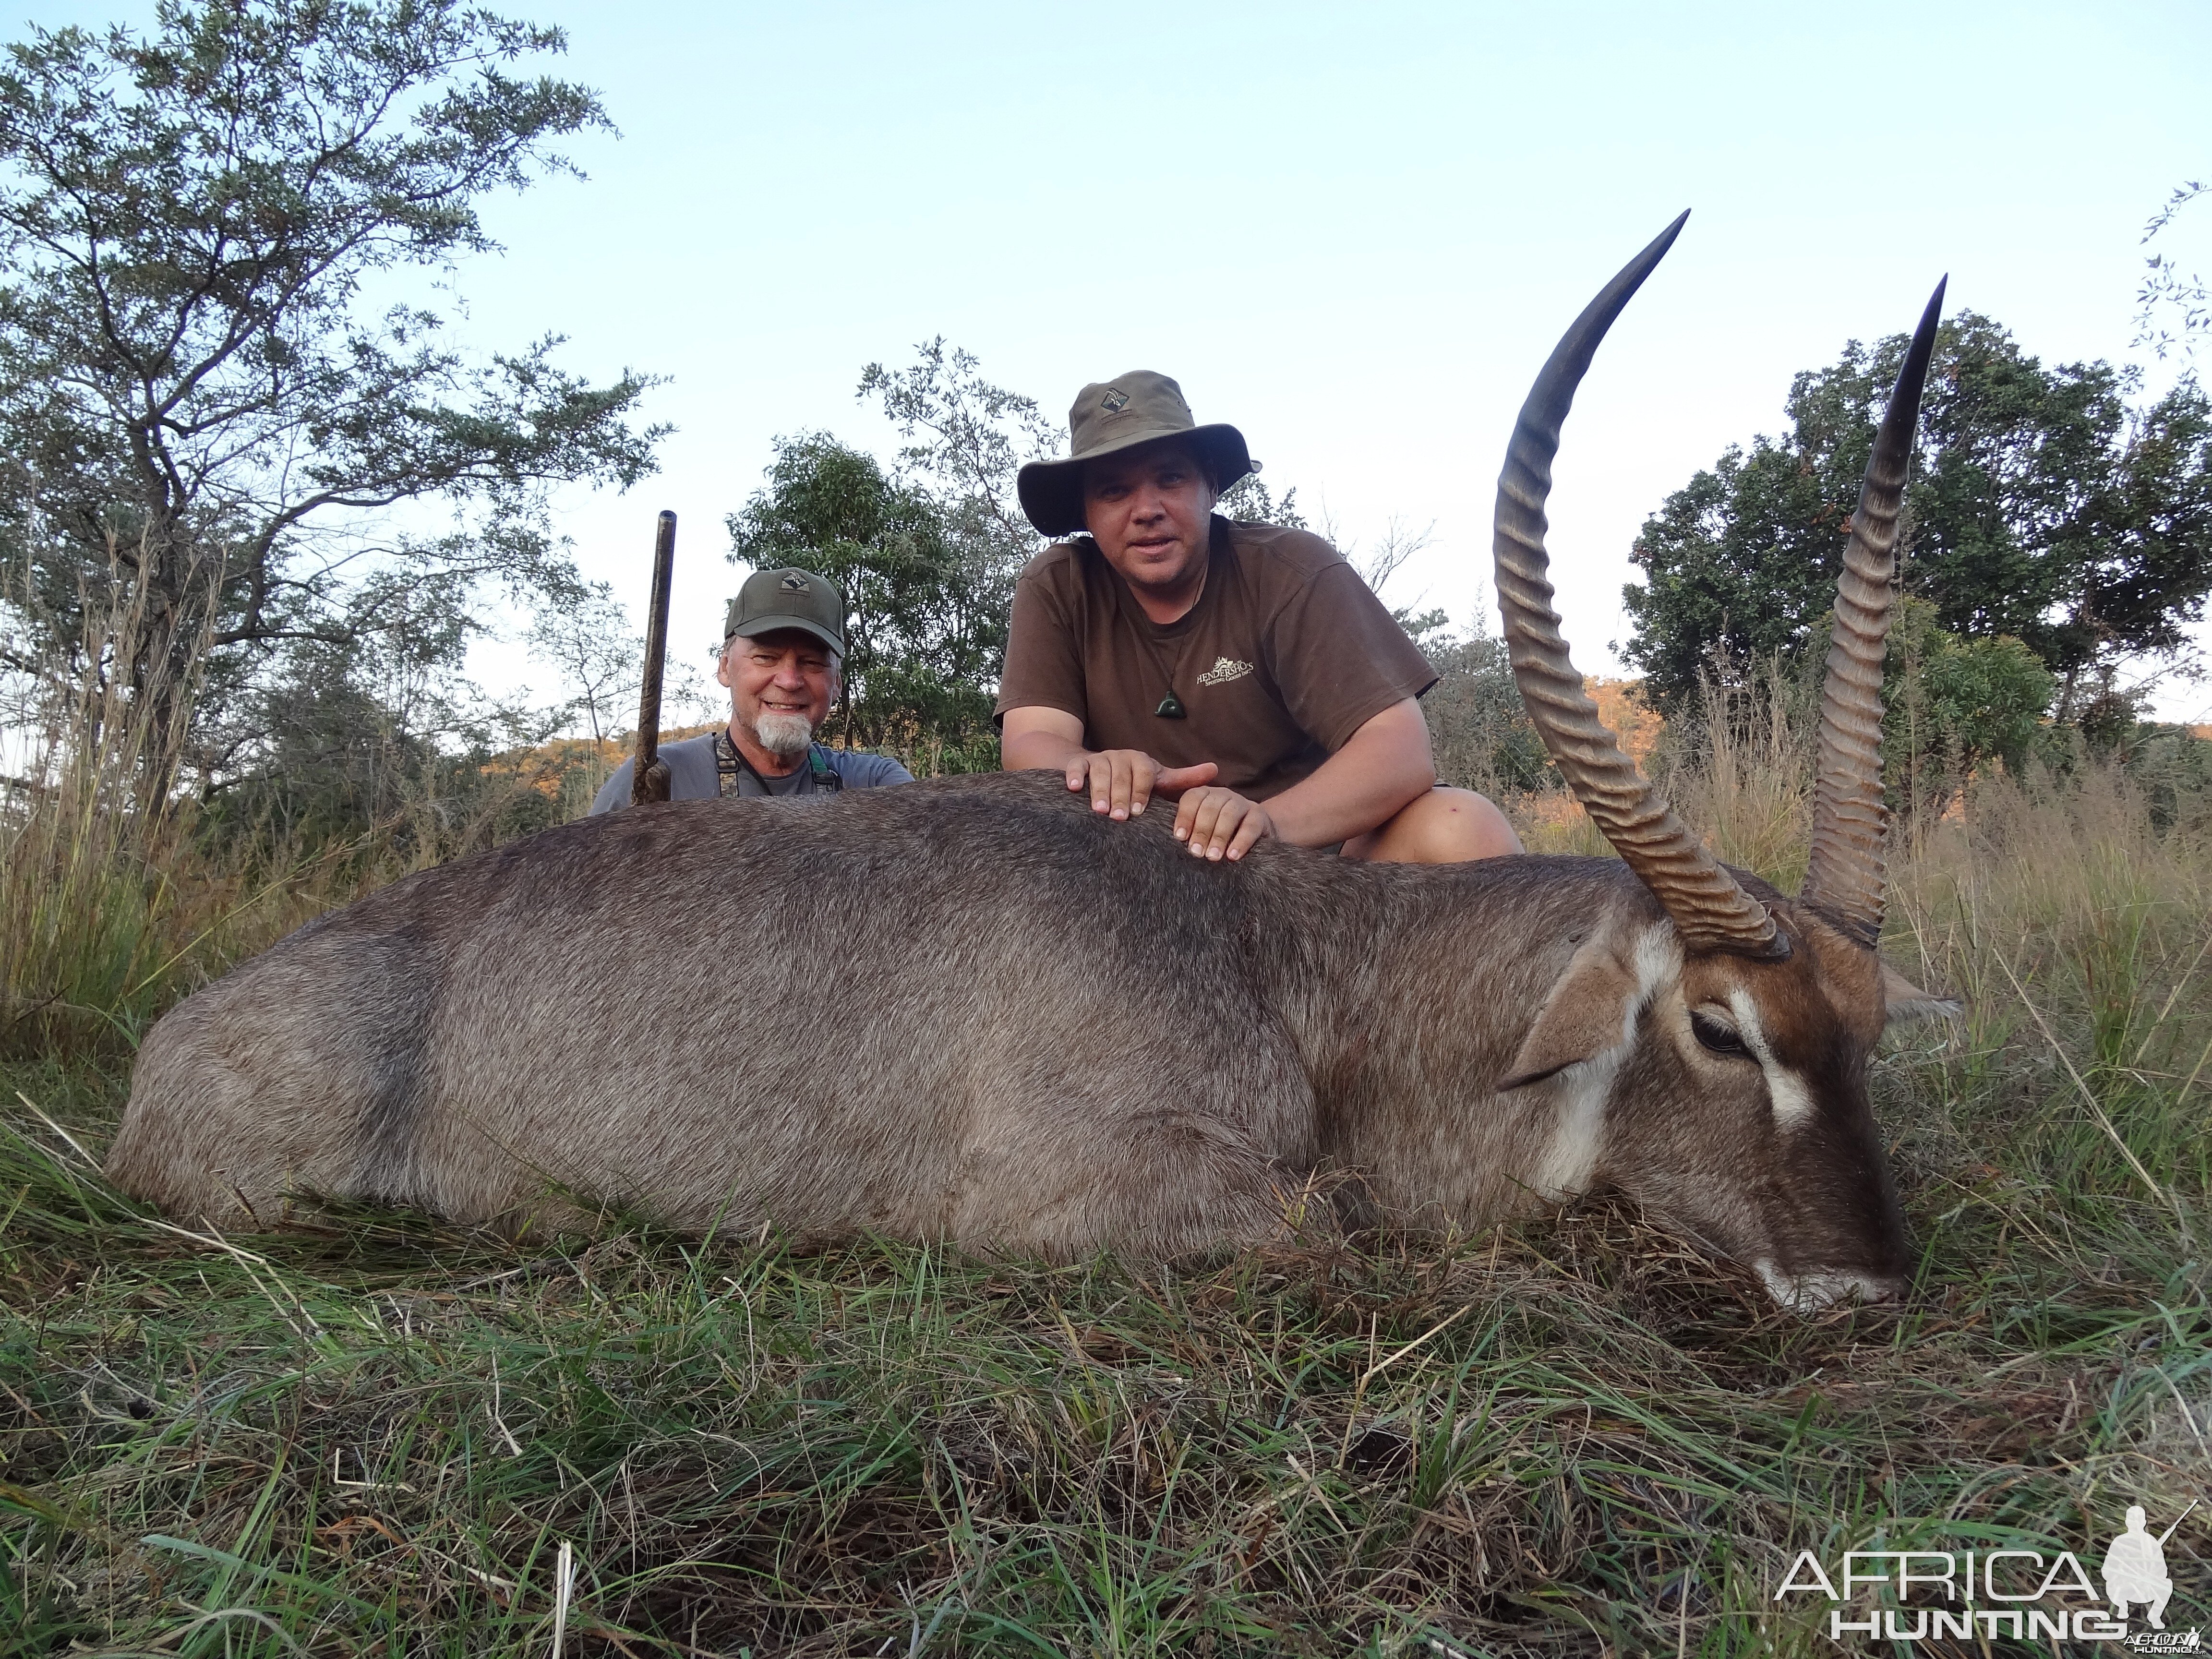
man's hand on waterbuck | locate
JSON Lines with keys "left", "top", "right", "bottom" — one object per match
{"left": 1171, "top": 784, "right": 1275, "bottom": 861}
{"left": 1000, "top": 705, "right": 1221, "bottom": 820}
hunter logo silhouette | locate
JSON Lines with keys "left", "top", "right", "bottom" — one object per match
{"left": 2104, "top": 1501, "right": 2197, "bottom": 1629}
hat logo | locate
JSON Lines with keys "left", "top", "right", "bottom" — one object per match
{"left": 1100, "top": 388, "right": 1130, "bottom": 413}
{"left": 778, "top": 573, "right": 809, "bottom": 591}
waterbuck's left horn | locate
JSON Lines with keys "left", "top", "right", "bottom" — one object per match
{"left": 1494, "top": 213, "right": 1786, "bottom": 960}
{"left": 1801, "top": 279, "right": 1947, "bottom": 945}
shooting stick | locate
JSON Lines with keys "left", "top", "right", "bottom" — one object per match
{"left": 631, "top": 509, "right": 677, "bottom": 805}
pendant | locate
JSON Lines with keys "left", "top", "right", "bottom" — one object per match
{"left": 1155, "top": 690, "right": 1186, "bottom": 719}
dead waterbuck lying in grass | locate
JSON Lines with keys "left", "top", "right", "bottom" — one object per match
{"left": 106, "top": 218, "right": 1955, "bottom": 1307}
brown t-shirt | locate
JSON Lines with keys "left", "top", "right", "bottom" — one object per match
{"left": 995, "top": 517, "right": 1437, "bottom": 800}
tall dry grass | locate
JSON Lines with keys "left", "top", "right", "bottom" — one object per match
{"left": 1509, "top": 668, "right": 1819, "bottom": 886}
{"left": 0, "top": 547, "right": 244, "bottom": 1058}
{"left": 0, "top": 552, "right": 614, "bottom": 1060}
{"left": 1896, "top": 766, "right": 2212, "bottom": 1226}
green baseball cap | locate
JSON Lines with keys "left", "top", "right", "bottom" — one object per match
{"left": 724, "top": 566, "right": 845, "bottom": 656}
{"left": 1016, "top": 369, "right": 1255, "bottom": 539}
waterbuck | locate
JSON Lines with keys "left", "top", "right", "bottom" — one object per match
{"left": 106, "top": 217, "right": 1954, "bottom": 1308}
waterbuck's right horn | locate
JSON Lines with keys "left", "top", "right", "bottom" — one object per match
{"left": 1493, "top": 213, "right": 1787, "bottom": 960}
{"left": 1801, "top": 280, "right": 1947, "bottom": 946}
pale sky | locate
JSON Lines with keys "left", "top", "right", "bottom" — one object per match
{"left": 19, "top": 0, "right": 2212, "bottom": 721}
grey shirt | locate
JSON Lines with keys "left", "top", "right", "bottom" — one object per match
{"left": 589, "top": 731, "right": 913, "bottom": 815}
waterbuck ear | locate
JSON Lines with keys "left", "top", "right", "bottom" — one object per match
{"left": 1881, "top": 961, "right": 1961, "bottom": 1025}
{"left": 1503, "top": 935, "right": 1645, "bottom": 1089}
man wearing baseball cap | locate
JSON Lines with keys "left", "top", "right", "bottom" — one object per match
{"left": 997, "top": 371, "right": 1518, "bottom": 864}
{"left": 590, "top": 565, "right": 911, "bottom": 812}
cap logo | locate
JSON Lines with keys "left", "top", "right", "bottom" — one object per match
{"left": 778, "top": 573, "right": 809, "bottom": 591}
{"left": 1100, "top": 388, "right": 1130, "bottom": 413}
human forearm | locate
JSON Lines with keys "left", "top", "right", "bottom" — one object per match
{"left": 1261, "top": 699, "right": 1436, "bottom": 847}
{"left": 1001, "top": 721, "right": 1090, "bottom": 773}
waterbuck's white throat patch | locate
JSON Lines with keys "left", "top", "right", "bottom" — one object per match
{"left": 1728, "top": 988, "right": 1815, "bottom": 1132}
{"left": 1528, "top": 925, "right": 1683, "bottom": 1200}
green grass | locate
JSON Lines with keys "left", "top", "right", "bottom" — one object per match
{"left": 5, "top": 763, "right": 2212, "bottom": 1655}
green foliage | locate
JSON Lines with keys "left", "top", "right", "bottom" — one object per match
{"left": 1904, "top": 625, "right": 2054, "bottom": 779}
{"left": 858, "top": 336, "right": 1057, "bottom": 582}
{"left": 1624, "top": 312, "right": 2212, "bottom": 718}
{"left": 716, "top": 342, "right": 1062, "bottom": 769}
{"left": 1214, "top": 471, "right": 1307, "bottom": 529}
{"left": 1801, "top": 596, "right": 2056, "bottom": 816}
{"left": 727, "top": 434, "right": 1002, "bottom": 755}
{"left": 2063, "top": 716, "right": 2212, "bottom": 838}
{"left": 1421, "top": 629, "right": 1557, "bottom": 795}
{"left": 200, "top": 661, "right": 442, "bottom": 851}
{"left": 0, "top": 565, "right": 618, "bottom": 1057}
{"left": 2137, "top": 180, "right": 2208, "bottom": 361}
{"left": 0, "top": 0, "right": 666, "bottom": 793}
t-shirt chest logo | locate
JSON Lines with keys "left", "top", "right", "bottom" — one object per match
{"left": 1196, "top": 656, "right": 1254, "bottom": 687}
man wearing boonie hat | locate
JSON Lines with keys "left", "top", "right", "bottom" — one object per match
{"left": 996, "top": 371, "right": 1519, "bottom": 864}
{"left": 590, "top": 565, "right": 911, "bottom": 813}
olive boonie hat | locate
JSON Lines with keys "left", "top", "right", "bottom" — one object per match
{"left": 1016, "top": 370, "right": 1255, "bottom": 538}
{"left": 724, "top": 566, "right": 845, "bottom": 656}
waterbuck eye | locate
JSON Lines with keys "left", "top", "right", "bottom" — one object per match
{"left": 1690, "top": 1011, "right": 1751, "bottom": 1058}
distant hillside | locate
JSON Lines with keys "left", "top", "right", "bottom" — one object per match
{"left": 1587, "top": 677, "right": 1660, "bottom": 764}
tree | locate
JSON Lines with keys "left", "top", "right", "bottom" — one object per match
{"left": 1336, "top": 513, "right": 1450, "bottom": 649}
{"left": 1216, "top": 471, "right": 1306, "bottom": 529}
{"left": 529, "top": 576, "right": 639, "bottom": 747}
{"left": 1622, "top": 313, "right": 2212, "bottom": 721}
{"left": 1799, "top": 595, "right": 2054, "bottom": 817}
{"left": 0, "top": 0, "right": 665, "bottom": 795}
{"left": 195, "top": 590, "right": 556, "bottom": 857}
{"left": 1420, "top": 629, "right": 1554, "bottom": 796}
{"left": 857, "top": 337, "right": 1055, "bottom": 577}
{"left": 726, "top": 433, "right": 1001, "bottom": 758}
{"left": 2137, "top": 180, "right": 2207, "bottom": 362}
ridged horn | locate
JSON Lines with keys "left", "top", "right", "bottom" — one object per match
{"left": 1494, "top": 214, "right": 1786, "bottom": 959}
{"left": 1801, "top": 279, "right": 1947, "bottom": 945}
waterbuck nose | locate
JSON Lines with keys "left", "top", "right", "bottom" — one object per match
{"left": 1755, "top": 1263, "right": 1906, "bottom": 1313}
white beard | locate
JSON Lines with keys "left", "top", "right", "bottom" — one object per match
{"left": 749, "top": 710, "right": 815, "bottom": 758}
